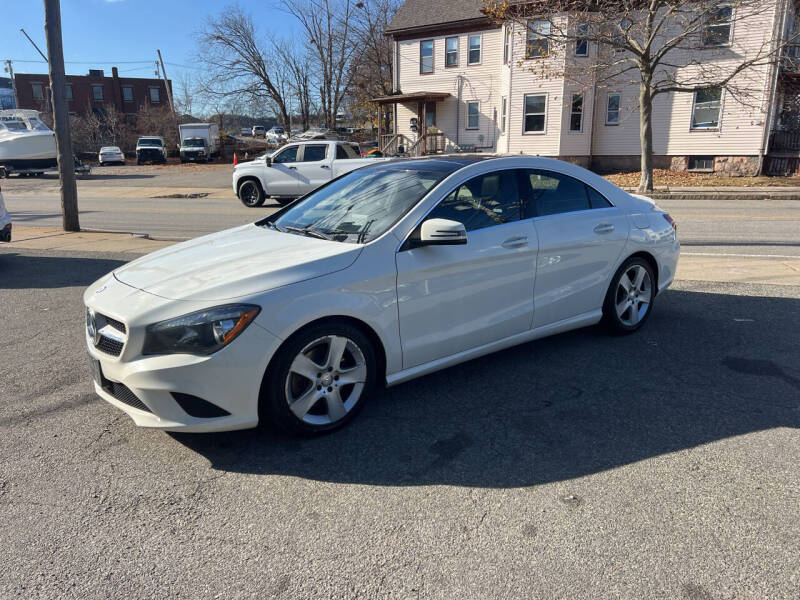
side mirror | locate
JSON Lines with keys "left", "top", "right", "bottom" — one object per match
{"left": 265, "top": 156, "right": 272, "bottom": 167}
{"left": 417, "top": 218, "right": 467, "bottom": 246}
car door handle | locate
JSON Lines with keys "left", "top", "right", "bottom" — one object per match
{"left": 288, "top": 166, "right": 297, "bottom": 170}
{"left": 320, "top": 165, "right": 330, "bottom": 169}
{"left": 501, "top": 235, "right": 528, "bottom": 249}
{"left": 594, "top": 223, "right": 615, "bottom": 234}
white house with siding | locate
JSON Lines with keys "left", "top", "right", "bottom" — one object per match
{"left": 376, "top": 0, "right": 800, "bottom": 176}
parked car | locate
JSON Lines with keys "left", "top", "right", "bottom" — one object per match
{"left": 179, "top": 123, "right": 220, "bottom": 163}
{"left": 84, "top": 155, "right": 680, "bottom": 435}
{"left": 240, "top": 127, "right": 251, "bottom": 137}
{"left": 265, "top": 126, "right": 287, "bottom": 143}
{"left": 232, "top": 140, "right": 389, "bottom": 207}
{"left": 0, "top": 183, "right": 11, "bottom": 242}
{"left": 136, "top": 136, "right": 166, "bottom": 165}
{"left": 252, "top": 125, "right": 267, "bottom": 138}
{"left": 98, "top": 146, "right": 125, "bottom": 166}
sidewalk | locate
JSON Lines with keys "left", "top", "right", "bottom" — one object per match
{"left": 621, "top": 186, "right": 800, "bottom": 200}
{"left": 4, "top": 225, "right": 800, "bottom": 286}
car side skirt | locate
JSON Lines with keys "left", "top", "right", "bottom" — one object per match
{"left": 385, "top": 310, "right": 603, "bottom": 387}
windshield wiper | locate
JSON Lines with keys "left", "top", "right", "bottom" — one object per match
{"left": 284, "top": 225, "right": 332, "bottom": 240}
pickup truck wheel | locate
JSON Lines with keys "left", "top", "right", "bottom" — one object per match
{"left": 238, "top": 180, "right": 265, "bottom": 207}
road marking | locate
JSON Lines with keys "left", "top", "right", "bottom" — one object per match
{"left": 681, "top": 252, "right": 800, "bottom": 259}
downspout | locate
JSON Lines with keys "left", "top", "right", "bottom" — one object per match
{"left": 507, "top": 23, "right": 514, "bottom": 153}
{"left": 456, "top": 74, "right": 463, "bottom": 147}
{"left": 760, "top": 0, "right": 790, "bottom": 174}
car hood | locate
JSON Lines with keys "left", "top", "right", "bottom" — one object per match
{"left": 113, "top": 223, "right": 361, "bottom": 302}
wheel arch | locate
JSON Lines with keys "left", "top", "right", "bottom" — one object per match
{"left": 235, "top": 174, "right": 265, "bottom": 195}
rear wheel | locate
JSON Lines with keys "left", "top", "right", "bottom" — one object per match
{"left": 602, "top": 257, "right": 655, "bottom": 334}
{"left": 261, "top": 322, "right": 377, "bottom": 434}
{"left": 238, "top": 179, "right": 265, "bottom": 207}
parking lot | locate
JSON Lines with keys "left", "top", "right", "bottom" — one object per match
{"left": 1, "top": 167, "right": 799, "bottom": 598}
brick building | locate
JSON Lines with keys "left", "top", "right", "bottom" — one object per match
{"left": 14, "top": 67, "right": 171, "bottom": 120}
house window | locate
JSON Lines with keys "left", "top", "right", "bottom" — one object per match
{"left": 92, "top": 84, "right": 104, "bottom": 101}
{"left": 570, "top": 93, "right": 584, "bottom": 132}
{"left": 504, "top": 27, "right": 511, "bottom": 64}
{"left": 468, "top": 34, "right": 481, "bottom": 64}
{"left": 501, "top": 97, "right": 507, "bottom": 133}
{"left": 466, "top": 101, "right": 479, "bottom": 129}
{"left": 31, "top": 83, "right": 44, "bottom": 100}
{"left": 692, "top": 88, "right": 722, "bottom": 129}
{"left": 445, "top": 37, "right": 459, "bottom": 67}
{"left": 606, "top": 93, "right": 621, "bottom": 125}
{"left": 689, "top": 156, "right": 715, "bottom": 171}
{"left": 122, "top": 85, "right": 134, "bottom": 103}
{"left": 65, "top": 83, "right": 73, "bottom": 100}
{"left": 575, "top": 24, "right": 589, "bottom": 56}
{"left": 420, "top": 39, "right": 434, "bottom": 74}
{"left": 149, "top": 86, "right": 161, "bottom": 103}
{"left": 523, "top": 94, "right": 546, "bottom": 133}
{"left": 703, "top": 5, "right": 732, "bottom": 47}
{"left": 425, "top": 101, "right": 436, "bottom": 127}
{"left": 526, "top": 20, "right": 550, "bottom": 58}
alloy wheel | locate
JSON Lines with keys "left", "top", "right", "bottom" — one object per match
{"left": 284, "top": 335, "right": 368, "bottom": 426}
{"left": 614, "top": 264, "right": 652, "bottom": 326}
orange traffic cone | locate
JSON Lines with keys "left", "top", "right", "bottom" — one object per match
{"left": 233, "top": 152, "right": 238, "bottom": 166}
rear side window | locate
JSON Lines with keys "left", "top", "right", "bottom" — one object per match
{"left": 336, "top": 144, "right": 359, "bottom": 159}
{"left": 524, "top": 170, "right": 611, "bottom": 216}
{"left": 302, "top": 144, "right": 328, "bottom": 162}
{"left": 427, "top": 170, "right": 521, "bottom": 232}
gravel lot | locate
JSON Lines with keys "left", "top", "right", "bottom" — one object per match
{"left": 1, "top": 247, "right": 798, "bottom": 598}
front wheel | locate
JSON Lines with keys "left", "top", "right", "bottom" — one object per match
{"left": 602, "top": 257, "right": 655, "bottom": 334}
{"left": 261, "top": 322, "right": 377, "bottom": 434}
{"left": 238, "top": 179, "right": 265, "bottom": 207}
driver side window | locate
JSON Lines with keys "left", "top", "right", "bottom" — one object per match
{"left": 427, "top": 170, "right": 521, "bottom": 232}
{"left": 273, "top": 146, "right": 298, "bottom": 164}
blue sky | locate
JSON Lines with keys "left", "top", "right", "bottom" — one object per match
{"left": 2, "top": 0, "right": 296, "bottom": 88}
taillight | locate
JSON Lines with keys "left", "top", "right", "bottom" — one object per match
{"left": 662, "top": 213, "right": 676, "bottom": 230}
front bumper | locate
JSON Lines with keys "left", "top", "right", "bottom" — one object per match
{"left": 86, "top": 312, "right": 282, "bottom": 432}
{"left": 137, "top": 149, "right": 164, "bottom": 162}
{"left": 181, "top": 152, "right": 206, "bottom": 162}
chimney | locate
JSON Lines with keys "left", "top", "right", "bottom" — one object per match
{"left": 111, "top": 66, "right": 122, "bottom": 113}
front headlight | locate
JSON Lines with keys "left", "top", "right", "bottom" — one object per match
{"left": 142, "top": 304, "right": 260, "bottom": 356}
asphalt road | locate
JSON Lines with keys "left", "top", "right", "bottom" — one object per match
{"left": 1, "top": 248, "right": 798, "bottom": 598}
{"left": 3, "top": 168, "right": 800, "bottom": 253}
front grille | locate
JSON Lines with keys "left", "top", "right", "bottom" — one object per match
{"left": 106, "top": 381, "right": 151, "bottom": 413}
{"left": 103, "top": 315, "right": 126, "bottom": 334}
{"left": 96, "top": 334, "right": 123, "bottom": 356}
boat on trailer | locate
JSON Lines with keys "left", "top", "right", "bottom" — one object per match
{"left": 0, "top": 109, "right": 58, "bottom": 174}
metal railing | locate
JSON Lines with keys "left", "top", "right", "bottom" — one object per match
{"left": 768, "top": 128, "right": 800, "bottom": 153}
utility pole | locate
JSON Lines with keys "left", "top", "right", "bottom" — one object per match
{"left": 4, "top": 60, "right": 19, "bottom": 108}
{"left": 43, "top": 0, "right": 79, "bottom": 231}
{"left": 156, "top": 50, "right": 176, "bottom": 116}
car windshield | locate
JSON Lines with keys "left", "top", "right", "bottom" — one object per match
{"left": 263, "top": 161, "right": 461, "bottom": 244}
{"left": 139, "top": 138, "right": 162, "bottom": 146}
{"left": 184, "top": 138, "right": 205, "bottom": 147}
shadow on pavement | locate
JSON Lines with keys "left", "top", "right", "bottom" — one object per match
{"left": 83, "top": 174, "right": 156, "bottom": 180}
{"left": 0, "top": 251, "right": 127, "bottom": 289}
{"left": 8, "top": 211, "right": 100, "bottom": 223}
{"left": 173, "top": 287, "right": 800, "bottom": 488}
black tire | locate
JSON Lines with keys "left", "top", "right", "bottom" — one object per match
{"left": 137, "top": 159, "right": 143, "bottom": 165}
{"left": 260, "top": 321, "right": 377, "bottom": 435}
{"left": 238, "top": 179, "right": 265, "bottom": 207}
{"left": 602, "top": 256, "right": 656, "bottom": 335}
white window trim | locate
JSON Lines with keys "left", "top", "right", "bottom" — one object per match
{"left": 605, "top": 92, "right": 621, "bottom": 126}
{"left": 569, "top": 93, "right": 584, "bottom": 133}
{"left": 689, "top": 88, "right": 724, "bottom": 131}
{"left": 468, "top": 33, "right": 482, "bottom": 66}
{"left": 702, "top": 4, "right": 734, "bottom": 48}
{"left": 575, "top": 24, "right": 589, "bottom": 56}
{"left": 522, "top": 93, "right": 547, "bottom": 135}
{"left": 501, "top": 96, "right": 507, "bottom": 134}
{"left": 445, "top": 36, "right": 459, "bottom": 68}
{"left": 504, "top": 27, "right": 511, "bottom": 64}
{"left": 526, "top": 19, "right": 550, "bottom": 59}
{"left": 466, "top": 100, "right": 480, "bottom": 130}
{"left": 419, "top": 39, "right": 435, "bottom": 74}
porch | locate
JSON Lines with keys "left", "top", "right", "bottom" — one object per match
{"left": 371, "top": 91, "right": 451, "bottom": 157}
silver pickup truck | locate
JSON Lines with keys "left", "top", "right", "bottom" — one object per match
{"left": 232, "top": 140, "right": 387, "bottom": 207}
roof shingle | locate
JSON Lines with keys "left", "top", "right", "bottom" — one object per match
{"left": 385, "top": 0, "right": 490, "bottom": 34}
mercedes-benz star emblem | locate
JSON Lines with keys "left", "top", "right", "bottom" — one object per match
{"left": 87, "top": 309, "right": 99, "bottom": 345}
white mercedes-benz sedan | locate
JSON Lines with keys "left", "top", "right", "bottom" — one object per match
{"left": 84, "top": 156, "right": 679, "bottom": 434}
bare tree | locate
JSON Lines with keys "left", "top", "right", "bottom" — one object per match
{"left": 279, "top": 0, "right": 361, "bottom": 128}
{"left": 197, "top": 6, "right": 292, "bottom": 130}
{"left": 274, "top": 41, "right": 315, "bottom": 132}
{"left": 485, "top": 0, "right": 792, "bottom": 191}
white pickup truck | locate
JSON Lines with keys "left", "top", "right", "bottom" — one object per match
{"left": 232, "top": 140, "right": 387, "bottom": 207}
